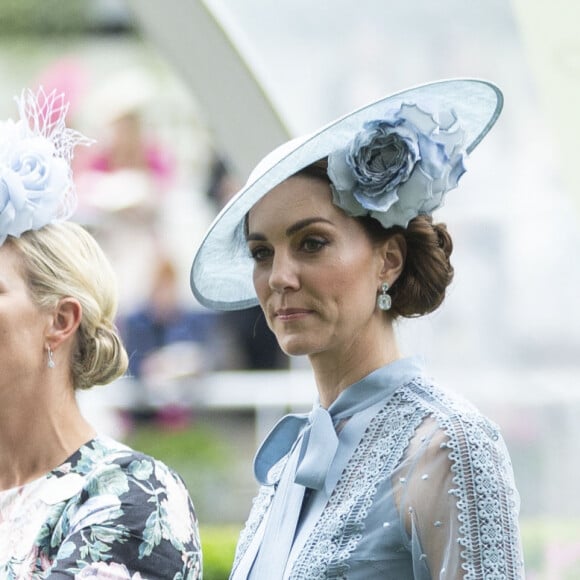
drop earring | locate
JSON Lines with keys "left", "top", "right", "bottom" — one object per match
{"left": 47, "top": 346, "right": 56, "bottom": 369}
{"left": 377, "top": 282, "right": 392, "bottom": 311}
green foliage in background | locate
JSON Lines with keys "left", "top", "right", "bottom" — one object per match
{"left": 201, "top": 525, "right": 239, "bottom": 580}
{"left": 124, "top": 420, "right": 232, "bottom": 502}
{"left": 124, "top": 417, "right": 241, "bottom": 523}
{"left": 125, "top": 421, "right": 230, "bottom": 470}
{"left": 0, "top": 0, "right": 87, "bottom": 35}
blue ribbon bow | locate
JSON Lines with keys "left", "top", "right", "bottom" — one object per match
{"left": 254, "top": 406, "right": 339, "bottom": 492}
{"left": 253, "top": 359, "right": 423, "bottom": 494}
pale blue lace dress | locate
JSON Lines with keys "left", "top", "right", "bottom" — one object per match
{"left": 231, "top": 357, "right": 524, "bottom": 579}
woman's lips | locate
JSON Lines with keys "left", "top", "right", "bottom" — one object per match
{"left": 274, "top": 308, "right": 312, "bottom": 321}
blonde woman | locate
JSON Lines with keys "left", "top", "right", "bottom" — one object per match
{"left": 0, "top": 89, "right": 201, "bottom": 578}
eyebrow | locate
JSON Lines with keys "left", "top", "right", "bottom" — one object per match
{"left": 246, "top": 217, "right": 333, "bottom": 241}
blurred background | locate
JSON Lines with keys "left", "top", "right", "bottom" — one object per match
{"left": 2, "top": 0, "right": 579, "bottom": 577}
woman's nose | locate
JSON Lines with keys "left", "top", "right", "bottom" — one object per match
{"left": 269, "top": 251, "right": 299, "bottom": 293}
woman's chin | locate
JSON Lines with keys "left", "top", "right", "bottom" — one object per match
{"left": 277, "top": 335, "right": 323, "bottom": 358}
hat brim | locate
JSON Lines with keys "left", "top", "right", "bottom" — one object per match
{"left": 191, "top": 78, "right": 503, "bottom": 311}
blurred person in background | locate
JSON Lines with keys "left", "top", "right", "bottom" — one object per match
{"left": 74, "top": 69, "right": 177, "bottom": 313}
{"left": 191, "top": 80, "right": 524, "bottom": 578}
{"left": 121, "top": 253, "right": 216, "bottom": 424}
{"left": 0, "top": 88, "right": 201, "bottom": 578}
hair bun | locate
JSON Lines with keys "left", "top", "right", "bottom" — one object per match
{"left": 390, "top": 215, "right": 454, "bottom": 318}
{"left": 74, "top": 323, "right": 128, "bottom": 391}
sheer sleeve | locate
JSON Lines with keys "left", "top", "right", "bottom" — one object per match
{"left": 394, "top": 414, "right": 524, "bottom": 579}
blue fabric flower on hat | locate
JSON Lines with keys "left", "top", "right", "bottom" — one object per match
{"left": 0, "top": 128, "right": 69, "bottom": 244}
{"left": 0, "top": 88, "right": 92, "bottom": 246}
{"left": 328, "top": 103, "right": 467, "bottom": 229}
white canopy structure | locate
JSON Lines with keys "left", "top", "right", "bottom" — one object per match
{"left": 126, "top": 0, "right": 291, "bottom": 178}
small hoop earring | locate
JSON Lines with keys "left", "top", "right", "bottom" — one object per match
{"left": 377, "top": 282, "right": 392, "bottom": 311}
{"left": 47, "top": 346, "right": 56, "bottom": 369}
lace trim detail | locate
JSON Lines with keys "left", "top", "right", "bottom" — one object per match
{"left": 291, "top": 389, "right": 425, "bottom": 579}
{"left": 231, "top": 456, "right": 286, "bottom": 571}
{"left": 403, "top": 381, "right": 523, "bottom": 579}
{"left": 235, "top": 377, "right": 523, "bottom": 579}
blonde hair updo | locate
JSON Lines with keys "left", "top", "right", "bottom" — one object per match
{"left": 7, "top": 221, "right": 128, "bottom": 390}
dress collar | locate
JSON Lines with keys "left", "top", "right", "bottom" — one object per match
{"left": 254, "top": 357, "right": 425, "bottom": 490}
{"left": 328, "top": 356, "right": 425, "bottom": 418}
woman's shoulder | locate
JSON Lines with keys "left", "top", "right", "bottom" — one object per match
{"left": 52, "top": 435, "right": 197, "bottom": 539}
{"left": 396, "top": 377, "right": 517, "bottom": 497}
{"left": 395, "top": 374, "right": 503, "bottom": 446}
{"left": 40, "top": 439, "right": 200, "bottom": 578}
{"left": 55, "top": 435, "right": 189, "bottom": 498}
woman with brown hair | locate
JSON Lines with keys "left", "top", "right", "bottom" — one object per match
{"left": 191, "top": 79, "right": 524, "bottom": 579}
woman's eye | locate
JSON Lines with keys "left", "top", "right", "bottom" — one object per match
{"left": 302, "top": 237, "right": 328, "bottom": 252}
{"left": 249, "top": 246, "right": 272, "bottom": 262}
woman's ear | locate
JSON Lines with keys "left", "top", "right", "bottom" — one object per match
{"left": 46, "top": 298, "right": 82, "bottom": 350}
{"left": 379, "top": 233, "right": 406, "bottom": 284}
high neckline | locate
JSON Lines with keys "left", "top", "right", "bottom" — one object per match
{"left": 326, "top": 356, "right": 425, "bottom": 419}
{"left": 253, "top": 356, "right": 425, "bottom": 487}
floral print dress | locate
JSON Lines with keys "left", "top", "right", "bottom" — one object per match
{"left": 0, "top": 436, "right": 201, "bottom": 579}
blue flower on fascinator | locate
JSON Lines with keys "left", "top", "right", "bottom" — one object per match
{"left": 0, "top": 87, "right": 93, "bottom": 245}
{"left": 328, "top": 103, "right": 467, "bottom": 229}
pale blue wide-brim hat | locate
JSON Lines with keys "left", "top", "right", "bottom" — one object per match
{"left": 190, "top": 78, "right": 503, "bottom": 311}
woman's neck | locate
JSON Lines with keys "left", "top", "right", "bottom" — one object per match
{"left": 309, "top": 323, "right": 402, "bottom": 408}
{"left": 0, "top": 378, "right": 96, "bottom": 491}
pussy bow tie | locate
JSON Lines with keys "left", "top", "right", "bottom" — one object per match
{"left": 252, "top": 359, "right": 422, "bottom": 494}
{"left": 254, "top": 406, "right": 339, "bottom": 492}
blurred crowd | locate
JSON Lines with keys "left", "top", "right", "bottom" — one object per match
{"left": 35, "top": 58, "right": 289, "bottom": 427}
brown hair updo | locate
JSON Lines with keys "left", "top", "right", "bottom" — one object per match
{"left": 358, "top": 214, "right": 454, "bottom": 318}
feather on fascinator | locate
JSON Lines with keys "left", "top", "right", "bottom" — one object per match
{"left": 0, "top": 87, "right": 93, "bottom": 246}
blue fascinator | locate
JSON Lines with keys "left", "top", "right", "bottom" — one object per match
{"left": 0, "top": 88, "right": 92, "bottom": 246}
{"left": 191, "top": 78, "right": 503, "bottom": 311}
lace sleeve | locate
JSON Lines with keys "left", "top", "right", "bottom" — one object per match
{"left": 395, "top": 414, "right": 525, "bottom": 579}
